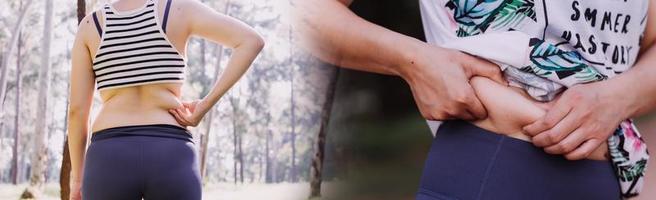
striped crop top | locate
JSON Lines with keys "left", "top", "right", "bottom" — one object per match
{"left": 91, "top": 0, "right": 185, "bottom": 91}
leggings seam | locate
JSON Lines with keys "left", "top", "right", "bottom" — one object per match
{"left": 475, "top": 136, "right": 504, "bottom": 200}
{"left": 139, "top": 143, "right": 146, "bottom": 197}
{"left": 417, "top": 188, "right": 460, "bottom": 200}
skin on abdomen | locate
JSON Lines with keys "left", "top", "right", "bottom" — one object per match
{"left": 92, "top": 83, "right": 184, "bottom": 132}
{"left": 469, "top": 77, "right": 608, "bottom": 161}
{"left": 470, "top": 77, "right": 545, "bottom": 140}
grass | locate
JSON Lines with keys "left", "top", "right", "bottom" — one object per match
{"left": 0, "top": 183, "right": 60, "bottom": 200}
{"left": 0, "top": 182, "right": 339, "bottom": 200}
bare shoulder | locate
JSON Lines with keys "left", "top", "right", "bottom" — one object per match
{"left": 171, "top": 0, "right": 223, "bottom": 28}
{"left": 170, "top": 0, "right": 205, "bottom": 11}
{"left": 74, "top": 13, "right": 97, "bottom": 46}
{"left": 163, "top": 0, "right": 208, "bottom": 24}
{"left": 173, "top": 0, "right": 219, "bottom": 17}
{"left": 73, "top": 10, "right": 105, "bottom": 55}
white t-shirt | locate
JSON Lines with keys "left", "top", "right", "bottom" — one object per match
{"left": 419, "top": 0, "right": 649, "bottom": 135}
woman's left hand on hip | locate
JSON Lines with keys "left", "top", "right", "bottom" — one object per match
{"left": 169, "top": 99, "right": 211, "bottom": 127}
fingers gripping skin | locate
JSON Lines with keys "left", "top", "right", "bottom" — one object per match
{"left": 169, "top": 100, "right": 207, "bottom": 127}
{"left": 459, "top": 52, "right": 506, "bottom": 84}
{"left": 469, "top": 76, "right": 543, "bottom": 139}
{"left": 469, "top": 77, "right": 609, "bottom": 160}
{"left": 404, "top": 47, "right": 507, "bottom": 121}
{"left": 523, "top": 82, "right": 626, "bottom": 160}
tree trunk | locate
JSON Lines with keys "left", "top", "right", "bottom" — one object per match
{"left": 29, "top": 0, "right": 54, "bottom": 191}
{"left": 230, "top": 95, "right": 239, "bottom": 184}
{"left": 60, "top": 136, "right": 71, "bottom": 198}
{"left": 200, "top": 42, "right": 226, "bottom": 182}
{"left": 198, "top": 38, "right": 209, "bottom": 180}
{"left": 233, "top": 126, "right": 238, "bottom": 184}
{"left": 290, "top": 72, "right": 297, "bottom": 183}
{"left": 309, "top": 68, "right": 340, "bottom": 198}
{"left": 258, "top": 140, "right": 263, "bottom": 182}
{"left": 11, "top": 31, "right": 23, "bottom": 185}
{"left": 289, "top": 23, "right": 298, "bottom": 183}
{"left": 265, "top": 130, "right": 272, "bottom": 183}
{"left": 0, "top": 46, "right": 2, "bottom": 155}
{"left": 238, "top": 131, "right": 244, "bottom": 183}
{"left": 60, "top": 86, "right": 72, "bottom": 198}
{"left": 200, "top": 0, "right": 231, "bottom": 183}
{"left": 0, "top": 49, "right": 2, "bottom": 183}
{"left": 230, "top": 95, "right": 245, "bottom": 184}
{"left": 61, "top": 2, "right": 85, "bottom": 199}
{"left": 0, "top": 0, "right": 33, "bottom": 118}
{"left": 200, "top": 110, "right": 212, "bottom": 180}
{"left": 76, "top": 0, "right": 86, "bottom": 23}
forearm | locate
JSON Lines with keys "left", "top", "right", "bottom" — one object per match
{"left": 610, "top": 44, "right": 656, "bottom": 118}
{"left": 67, "top": 113, "right": 89, "bottom": 182}
{"left": 294, "top": 0, "right": 425, "bottom": 76}
{"left": 203, "top": 38, "right": 264, "bottom": 107}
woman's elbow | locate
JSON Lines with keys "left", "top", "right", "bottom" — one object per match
{"left": 240, "top": 28, "right": 264, "bottom": 50}
{"left": 67, "top": 105, "right": 89, "bottom": 123}
{"left": 249, "top": 33, "right": 265, "bottom": 52}
{"left": 233, "top": 32, "right": 264, "bottom": 53}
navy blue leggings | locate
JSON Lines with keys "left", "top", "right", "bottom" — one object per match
{"left": 82, "top": 124, "right": 201, "bottom": 200}
{"left": 417, "top": 120, "right": 621, "bottom": 200}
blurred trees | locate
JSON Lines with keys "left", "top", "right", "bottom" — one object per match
{"left": 0, "top": 2, "right": 336, "bottom": 198}
{"left": 0, "top": 0, "right": 33, "bottom": 117}
{"left": 11, "top": 31, "right": 23, "bottom": 186}
{"left": 28, "top": 0, "right": 53, "bottom": 191}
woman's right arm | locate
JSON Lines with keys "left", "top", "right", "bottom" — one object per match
{"left": 293, "top": 0, "right": 506, "bottom": 121}
{"left": 68, "top": 16, "right": 96, "bottom": 188}
{"left": 167, "top": 0, "right": 264, "bottom": 127}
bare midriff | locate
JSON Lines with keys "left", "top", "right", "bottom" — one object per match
{"left": 91, "top": 83, "right": 185, "bottom": 133}
{"left": 468, "top": 77, "right": 609, "bottom": 161}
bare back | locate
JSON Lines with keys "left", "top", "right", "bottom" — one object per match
{"left": 82, "top": 0, "right": 191, "bottom": 132}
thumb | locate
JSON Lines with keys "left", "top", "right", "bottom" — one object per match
{"left": 461, "top": 54, "right": 507, "bottom": 85}
{"left": 462, "top": 86, "right": 488, "bottom": 119}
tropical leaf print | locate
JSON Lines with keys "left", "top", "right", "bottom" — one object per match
{"left": 616, "top": 159, "right": 648, "bottom": 182}
{"left": 609, "top": 120, "right": 649, "bottom": 194}
{"left": 525, "top": 38, "right": 606, "bottom": 85}
{"left": 491, "top": 0, "right": 536, "bottom": 30}
{"left": 447, "top": 0, "right": 505, "bottom": 36}
{"left": 446, "top": 0, "right": 536, "bottom": 36}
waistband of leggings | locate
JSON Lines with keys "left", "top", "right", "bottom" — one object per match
{"left": 91, "top": 124, "right": 192, "bottom": 143}
{"left": 440, "top": 120, "right": 537, "bottom": 150}
{"left": 438, "top": 120, "right": 611, "bottom": 165}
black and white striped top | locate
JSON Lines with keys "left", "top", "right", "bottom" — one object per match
{"left": 91, "top": 0, "right": 185, "bottom": 91}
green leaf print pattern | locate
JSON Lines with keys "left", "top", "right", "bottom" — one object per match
{"left": 446, "top": 0, "right": 536, "bottom": 37}
{"left": 525, "top": 38, "right": 606, "bottom": 85}
{"left": 492, "top": 0, "right": 537, "bottom": 29}
{"left": 607, "top": 120, "right": 649, "bottom": 196}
